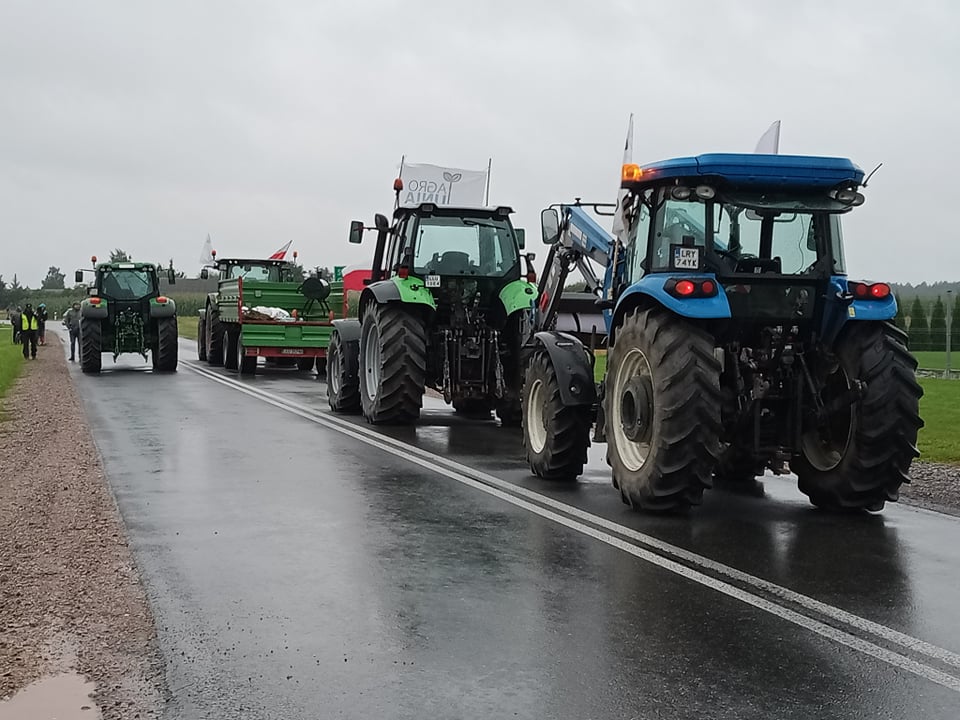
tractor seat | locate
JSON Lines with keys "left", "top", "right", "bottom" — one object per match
{"left": 434, "top": 251, "right": 472, "bottom": 275}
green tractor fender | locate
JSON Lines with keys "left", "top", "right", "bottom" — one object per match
{"left": 149, "top": 297, "right": 177, "bottom": 318}
{"left": 80, "top": 298, "right": 108, "bottom": 320}
{"left": 360, "top": 277, "right": 437, "bottom": 317}
{"left": 499, "top": 279, "right": 538, "bottom": 316}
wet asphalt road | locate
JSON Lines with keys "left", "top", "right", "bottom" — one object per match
{"left": 62, "top": 332, "right": 960, "bottom": 719}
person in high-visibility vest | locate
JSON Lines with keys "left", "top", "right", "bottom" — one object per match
{"left": 20, "top": 303, "right": 39, "bottom": 359}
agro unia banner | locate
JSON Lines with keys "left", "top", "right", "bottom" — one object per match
{"left": 399, "top": 161, "right": 489, "bottom": 206}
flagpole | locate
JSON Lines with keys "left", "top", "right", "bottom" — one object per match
{"left": 484, "top": 158, "right": 492, "bottom": 206}
{"left": 399, "top": 154, "right": 405, "bottom": 178}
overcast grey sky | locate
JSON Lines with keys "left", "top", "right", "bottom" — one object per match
{"left": 2, "top": 0, "right": 957, "bottom": 287}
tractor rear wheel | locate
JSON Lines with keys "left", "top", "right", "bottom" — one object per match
{"left": 523, "top": 349, "right": 591, "bottom": 480}
{"left": 359, "top": 304, "right": 426, "bottom": 424}
{"left": 605, "top": 305, "right": 722, "bottom": 511}
{"left": 80, "top": 318, "right": 102, "bottom": 374}
{"left": 327, "top": 330, "right": 360, "bottom": 413}
{"left": 223, "top": 328, "right": 238, "bottom": 371}
{"left": 206, "top": 309, "right": 224, "bottom": 366}
{"left": 153, "top": 317, "right": 178, "bottom": 371}
{"left": 794, "top": 322, "right": 922, "bottom": 511}
{"left": 197, "top": 317, "right": 207, "bottom": 361}
{"left": 237, "top": 334, "right": 257, "bottom": 375}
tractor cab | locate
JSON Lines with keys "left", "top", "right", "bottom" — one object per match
{"left": 202, "top": 257, "right": 301, "bottom": 283}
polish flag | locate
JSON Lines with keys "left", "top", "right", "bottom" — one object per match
{"left": 269, "top": 241, "right": 293, "bottom": 260}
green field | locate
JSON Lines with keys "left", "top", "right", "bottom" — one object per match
{"left": 591, "top": 353, "right": 957, "bottom": 464}
{"left": 178, "top": 316, "right": 199, "bottom": 341}
{"left": 913, "top": 351, "right": 956, "bottom": 371}
{"left": 0, "top": 340, "right": 26, "bottom": 408}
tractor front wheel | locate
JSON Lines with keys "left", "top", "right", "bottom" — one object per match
{"left": 206, "top": 309, "right": 224, "bottom": 366}
{"left": 327, "top": 330, "right": 360, "bottom": 413}
{"left": 153, "top": 317, "right": 178, "bottom": 371}
{"left": 359, "top": 304, "right": 426, "bottom": 424}
{"left": 80, "top": 318, "right": 102, "bottom": 374}
{"left": 794, "top": 322, "right": 922, "bottom": 511}
{"left": 605, "top": 305, "right": 722, "bottom": 511}
{"left": 197, "top": 317, "right": 207, "bottom": 361}
{"left": 523, "top": 349, "right": 591, "bottom": 480}
{"left": 223, "top": 328, "right": 238, "bottom": 371}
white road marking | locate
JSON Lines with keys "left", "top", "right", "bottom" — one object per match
{"left": 183, "top": 360, "right": 960, "bottom": 692}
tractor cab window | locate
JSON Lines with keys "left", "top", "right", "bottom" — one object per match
{"left": 650, "top": 197, "right": 707, "bottom": 271}
{"left": 625, "top": 201, "right": 651, "bottom": 283}
{"left": 100, "top": 269, "right": 155, "bottom": 300}
{"left": 227, "top": 264, "right": 280, "bottom": 282}
{"left": 411, "top": 215, "right": 519, "bottom": 278}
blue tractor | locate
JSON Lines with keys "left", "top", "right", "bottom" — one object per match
{"left": 524, "top": 153, "right": 923, "bottom": 512}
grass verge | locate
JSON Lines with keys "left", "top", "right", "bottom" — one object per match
{"left": 0, "top": 342, "right": 26, "bottom": 408}
{"left": 178, "top": 316, "right": 199, "bottom": 341}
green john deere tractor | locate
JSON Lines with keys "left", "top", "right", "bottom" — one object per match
{"left": 327, "top": 202, "right": 538, "bottom": 424}
{"left": 74, "top": 257, "right": 179, "bottom": 373}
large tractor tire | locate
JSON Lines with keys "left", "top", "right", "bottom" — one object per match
{"left": 327, "top": 330, "right": 360, "bottom": 413}
{"left": 236, "top": 334, "right": 257, "bottom": 376}
{"left": 223, "top": 327, "right": 239, "bottom": 371}
{"left": 522, "top": 349, "right": 591, "bottom": 480}
{"left": 153, "top": 317, "right": 179, "bottom": 372}
{"left": 453, "top": 398, "right": 493, "bottom": 418}
{"left": 605, "top": 305, "right": 722, "bottom": 511}
{"left": 794, "top": 322, "right": 922, "bottom": 511}
{"left": 206, "top": 308, "right": 224, "bottom": 366}
{"left": 80, "top": 318, "right": 102, "bottom": 374}
{"left": 359, "top": 304, "right": 426, "bottom": 424}
{"left": 196, "top": 316, "right": 207, "bottom": 361}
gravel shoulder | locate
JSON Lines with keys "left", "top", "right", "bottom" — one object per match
{"left": 901, "top": 460, "right": 960, "bottom": 516}
{"left": 0, "top": 336, "right": 165, "bottom": 717}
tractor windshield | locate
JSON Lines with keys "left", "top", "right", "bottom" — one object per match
{"left": 226, "top": 264, "right": 282, "bottom": 282}
{"left": 412, "top": 215, "right": 519, "bottom": 278}
{"left": 100, "top": 268, "right": 156, "bottom": 300}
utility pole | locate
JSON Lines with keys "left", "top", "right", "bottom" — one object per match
{"left": 947, "top": 289, "right": 953, "bottom": 378}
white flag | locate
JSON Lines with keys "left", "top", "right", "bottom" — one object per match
{"left": 199, "top": 234, "right": 214, "bottom": 265}
{"left": 269, "top": 240, "right": 293, "bottom": 260}
{"left": 612, "top": 113, "right": 634, "bottom": 242}
{"left": 754, "top": 120, "right": 781, "bottom": 154}
{"left": 399, "top": 162, "right": 488, "bottom": 206}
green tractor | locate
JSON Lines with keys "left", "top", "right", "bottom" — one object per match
{"left": 74, "top": 256, "right": 179, "bottom": 373}
{"left": 327, "top": 202, "right": 538, "bottom": 424}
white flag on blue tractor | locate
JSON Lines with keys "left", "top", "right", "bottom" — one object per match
{"left": 199, "top": 234, "right": 214, "bottom": 265}
{"left": 399, "top": 161, "right": 488, "bottom": 207}
{"left": 754, "top": 120, "right": 781, "bottom": 154}
{"left": 611, "top": 113, "right": 634, "bottom": 242}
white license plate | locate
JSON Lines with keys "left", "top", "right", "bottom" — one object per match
{"left": 673, "top": 247, "right": 701, "bottom": 270}
{"left": 280, "top": 348, "right": 305, "bottom": 355}
{"left": 425, "top": 274, "right": 441, "bottom": 288}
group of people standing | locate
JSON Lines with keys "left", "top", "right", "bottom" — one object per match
{"left": 9, "top": 302, "right": 82, "bottom": 361}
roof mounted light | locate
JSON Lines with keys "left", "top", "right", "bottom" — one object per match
{"left": 495, "top": 205, "right": 513, "bottom": 217}
{"left": 669, "top": 186, "right": 692, "bottom": 201}
{"left": 831, "top": 188, "right": 865, "bottom": 206}
{"left": 420, "top": 203, "right": 437, "bottom": 213}
{"left": 621, "top": 163, "right": 643, "bottom": 183}
{"left": 695, "top": 185, "right": 716, "bottom": 200}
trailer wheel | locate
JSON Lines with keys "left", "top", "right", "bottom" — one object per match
{"left": 327, "top": 330, "right": 360, "bottom": 413}
{"left": 237, "top": 335, "right": 257, "bottom": 376}
{"left": 794, "top": 322, "right": 922, "bottom": 511}
{"left": 523, "top": 349, "right": 591, "bottom": 480}
{"left": 197, "top": 317, "right": 207, "bottom": 361}
{"left": 223, "top": 328, "right": 238, "bottom": 371}
{"left": 206, "top": 308, "right": 224, "bottom": 366}
{"left": 80, "top": 318, "right": 102, "bottom": 374}
{"left": 606, "top": 305, "right": 722, "bottom": 511}
{"left": 359, "top": 304, "right": 426, "bottom": 424}
{"left": 153, "top": 317, "right": 178, "bottom": 372}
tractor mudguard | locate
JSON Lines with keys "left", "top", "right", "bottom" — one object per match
{"left": 615, "top": 275, "right": 731, "bottom": 321}
{"left": 532, "top": 331, "right": 597, "bottom": 406}
{"left": 499, "top": 279, "right": 538, "bottom": 316}
{"left": 361, "top": 277, "right": 437, "bottom": 316}
{"left": 80, "top": 299, "right": 108, "bottom": 320}
{"left": 820, "top": 276, "right": 897, "bottom": 346}
{"left": 149, "top": 297, "right": 177, "bottom": 318}
{"left": 332, "top": 318, "right": 362, "bottom": 343}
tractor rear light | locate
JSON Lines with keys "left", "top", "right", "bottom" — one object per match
{"left": 527, "top": 271, "right": 537, "bottom": 283}
{"left": 674, "top": 280, "right": 696, "bottom": 297}
{"left": 398, "top": 266, "right": 410, "bottom": 279}
{"left": 700, "top": 280, "right": 716, "bottom": 295}
{"left": 870, "top": 283, "right": 890, "bottom": 299}
{"left": 90, "top": 297, "right": 102, "bottom": 305}
{"left": 852, "top": 282, "right": 869, "bottom": 298}
{"left": 156, "top": 296, "right": 168, "bottom": 303}
{"left": 849, "top": 281, "right": 890, "bottom": 300}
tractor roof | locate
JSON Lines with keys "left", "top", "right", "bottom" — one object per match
{"left": 393, "top": 203, "right": 514, "bottom": 219}
{"left": 214, "top": 257, "right": 292, "bottom": 266}
{"left": 623, "top": 153, "right": 864, "bottom": 190}
{"left": 97, "top": 261, "right": 159, "bottom": 271}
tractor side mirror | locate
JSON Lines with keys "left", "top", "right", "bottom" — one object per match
{"left": 541, "top": 209, "right": 560, "bottom": 245}
{"left": 349, "top": 220, "right": 364, "bottom": 244}
{"left": 515, "top": 228, "right": 526, "bottom": 250}
{"left": 168, "top": 268, "right": 177, "bottom": 285}
{"left": 200, "top": 268, "right": 209, "bottom": 280}
{"left": 75, "top": 270, "right": 84, "bottom": 283}
{"left": 374, "top": 213, "right": 389, "bottom": 231}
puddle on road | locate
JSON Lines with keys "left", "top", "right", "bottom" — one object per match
{"left": 0, "top": 672, "right": 102, "bottom": 720}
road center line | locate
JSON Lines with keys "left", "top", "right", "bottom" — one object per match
{"left": 183, "top": 361, "right": 960, "bottom": 691}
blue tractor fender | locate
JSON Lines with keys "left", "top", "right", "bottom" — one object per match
{"left": 820, "top": 276, "right": 897, "bottom": 346}
{"left": 332, "top": 318, "right": 362, "bottom": 344}
{"left": 611, "top": 274, "right": 731, "bottom": 339}
{"left": 531, "top": 331, "right": 597, "bottom": 407}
